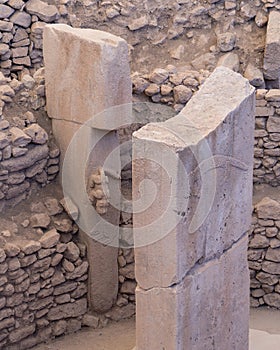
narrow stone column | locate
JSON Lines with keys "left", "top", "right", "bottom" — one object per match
{"left": 43, "top": 24, "right": 132, "bottom": 312}
{"left": 133, "top": 67, "right": 255, "bottom": 349}
{"left": 263, "top": 11, "right": 280, "bottom": 87}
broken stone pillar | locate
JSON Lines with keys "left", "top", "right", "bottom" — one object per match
{"left": 43, "top": 24, "right": 132, "bottom": 312}
{"left": 133, "top": 67, "right": 255, "bottom": 349}
{"left": 263, "top": 11, "right": 280, "bottom": 87}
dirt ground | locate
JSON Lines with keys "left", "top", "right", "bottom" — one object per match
{"left": 33, "top": 318, "right": 136, "bottom": 350}
{"left": 31, "top": 307, "right": 280, "bottom": 350}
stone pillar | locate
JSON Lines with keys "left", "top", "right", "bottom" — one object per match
{"left": 43, "top": 24, "right": 132, "bottom": 312}
{"left": 263, "top": 11, "right": 280, "bottom": 87}
{"left": 133, "top": 67, "right": 255, "bottom": 349}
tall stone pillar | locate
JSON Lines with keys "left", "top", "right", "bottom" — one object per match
{"left": 43, "top": 24, "right": 132, "bottom": 312}
{"left": 133, "top": 67, "right": 255, "bottom": 349}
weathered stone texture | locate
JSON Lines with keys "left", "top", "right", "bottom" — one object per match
{"left": 133, "top": 67, "right": 255, "bottom": 289}
{"left": 136, "top": 238, "right": 249, "bottom": 350}
{"left": 133, "top": 67, "right": 254, "bottom": 349}
{"left": 263, "top": 11, "right": 280, "bottom": 82}
{"left": 44, "top": 24, "right": 131, "bottom": 126}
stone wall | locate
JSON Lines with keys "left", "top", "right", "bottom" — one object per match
{"left": 254, "top": 89, "right": 280, "bottom": 186}
{"left": 0, "top": 0, "right": 280, "bottom": 80}
{"left": 250, "top": 196, "right": 280, "bottom": 308}
{"left": 0, "top": 68, "right": 59, "bottom": 211}
{"left": 0, "top": 197, "right": 89, "bottom": 350}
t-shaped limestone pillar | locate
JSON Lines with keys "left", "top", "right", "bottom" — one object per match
{"left": 44, "top": 24, "right": 132, "bottom": 312}
{"left": 133, "top": 67, "right": 255, "bottom": 349}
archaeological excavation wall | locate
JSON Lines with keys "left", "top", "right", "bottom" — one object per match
{"left": 0, "top": 198, "right": 90, "bottom": 350}
{"left": 1, "top": 0, "right": 280, "bottom": 349}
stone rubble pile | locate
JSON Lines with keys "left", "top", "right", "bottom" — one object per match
{"left": 0, "top": 196, "right": 90, "bottom": 350}
{"left": 132, "top": 66, "right": 210, "bottom": 112}
{"left": 250, "top": 196, "right": 280, "bottom": 308}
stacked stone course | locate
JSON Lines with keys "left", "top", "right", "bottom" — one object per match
{"left": 0, "top": 197, "right": 89, "bottom": 350}
{"left": 254, "top": 89, "right": 280, "bottom": 186}
{"left": 249, "top": 196, "right": 280, "bottom": 308}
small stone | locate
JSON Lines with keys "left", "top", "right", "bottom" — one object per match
{"left": 265, "top": 89, "right": 280, "bottom": 102}
{"left": 43, "top": 197, "right": 62, "bottom": 216}
{"left": 0, "top": 84, "right": 14, "bottom": 98}
{"left": 217, "top": 53, "right": 240, "bottom": 72}
{"left": 170, "top": 45, "right": 185, "bottom": 60}
{"left": 0, "top": 20, "right": 13, "bottom": 32}
{"left": 21, "top": 74, "right": 35, "bottom": 89}
{"left": 25, "top": 0, "right": 59, "bottom": 22}
{"left": 132, "top": 75, "right": 149, "bottom": 94}
{"left": 173, "top": 85, "right": 192, "bottom": 104}
{"left": 10, "top": 127, "right": 31, "bottom": 147}
{"left": 0, "top": 4, "right": 14, "bottom": 19}
{"left": 255, "top": 197, "right": 280, "bottom": 220}
{"left": 62, "top": 258, "right": 75, "bottom": 272}
{"left": 21, "top": 240, "right": 41, "bottom": 255}
{"left": 244, "top": 63, "right": 264, "bottom": 87}
{"left": 8, "top": 0, "right": 25, "bottom": 10}
{"left": 82, "top": 314, "right": 99, "bottom": 328}
{"left": 255, "top": 10, "right": 268, "bottom": 28}
{"left": 263, "top": 293, "right": 280, "bottom": 308}
{"left": 144, "top": 83, "right": 160, "bottom": 96}
{"left": 217, "top": 32, "right": 236, "bottom": 52}
{"left": 0, "top": 132, "right": 9, "bottom": 149}
{"left": 4, "top": 243, "right": 20, "bottom": 257}
{"left": 249, "top": 234, "right": 270, "bottom": 248}
{"left": 266, "top": 247, "right": 280, "bottom": 262}
{"left": 128, "top": 15, "right": 149, "bottom": 31}
{"left": 10, "top": 11, "right": 32, "bottom": 28}
{"left": 52, "top": 320, "right": 67, "bottom": 336}
{"left": 30, "top": 213, "right": 51, "bottom": 229}
{"left": 120, "top": 280, "right": 136, "bottom": 295}
{"left": 24, "top": 123, "right": 48, "bottom": 144}
{"left": 149, "top": 68, "right": 169, "bottom": 85}
{"left": 39, "top": 229, "right": 60, "bottom": 248}
{"left": 240, "top": 4, "right": 257, "bottom": 20}
{"left": 64, "top": 242, "right": 80, "bottom": 262}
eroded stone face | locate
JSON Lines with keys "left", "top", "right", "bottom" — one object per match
{"left": 44, "top": 24, "right": 131, "bottom": 127}
{"left": 133, "top": 67, "right": 255, "bottom": 350}
{"left": 44, "top": 25, "right": 132, "bottom": 313}
{"left": 133, "top": 67, "right": 255, "bottom": 289}
{"left": 263, "top": 11, "right": 280, "bottom": 83}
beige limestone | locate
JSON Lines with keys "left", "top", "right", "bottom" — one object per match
{"left": 136, "top": 237, "right": 249, "bottom": 350}
{"left": 133, "top": 67, "right": 255, "bottom": 289}
{"left": 44, "top": 24, "right": 131, "bottom": 127}
{"left": 133, "top": 67, "right": 254, "bottom": 350}
{"left": 44, "top": 25, "right": 132, "bottom": 312}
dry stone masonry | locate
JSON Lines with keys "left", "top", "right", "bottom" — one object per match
{"left": 0, "top": 195, "right": 89, "bottom": 350}
{"left": 254, "top": 89, "right": 280, "bottom": 186}
{"left": 249, "top": 195, "right": 280, "bottom": 308}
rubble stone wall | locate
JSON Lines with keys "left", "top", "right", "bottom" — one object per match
{"left": 254, "top": 89, "right": 280, "bottom": 186}
{"left": 0, "top": 203, "right": 89, "bottom": 350}
{"left": 0, "top": 0, "right": 280, "bottom": 78}
{"left": 250, "top": 196, "right": 280, "bottom": 309}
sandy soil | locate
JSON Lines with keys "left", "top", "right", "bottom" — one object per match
{"left": 31, "top": 307, "right": 280, "bottom": 350}
{"left": 33, "top": 318, "right": 136, "bottom": 350}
